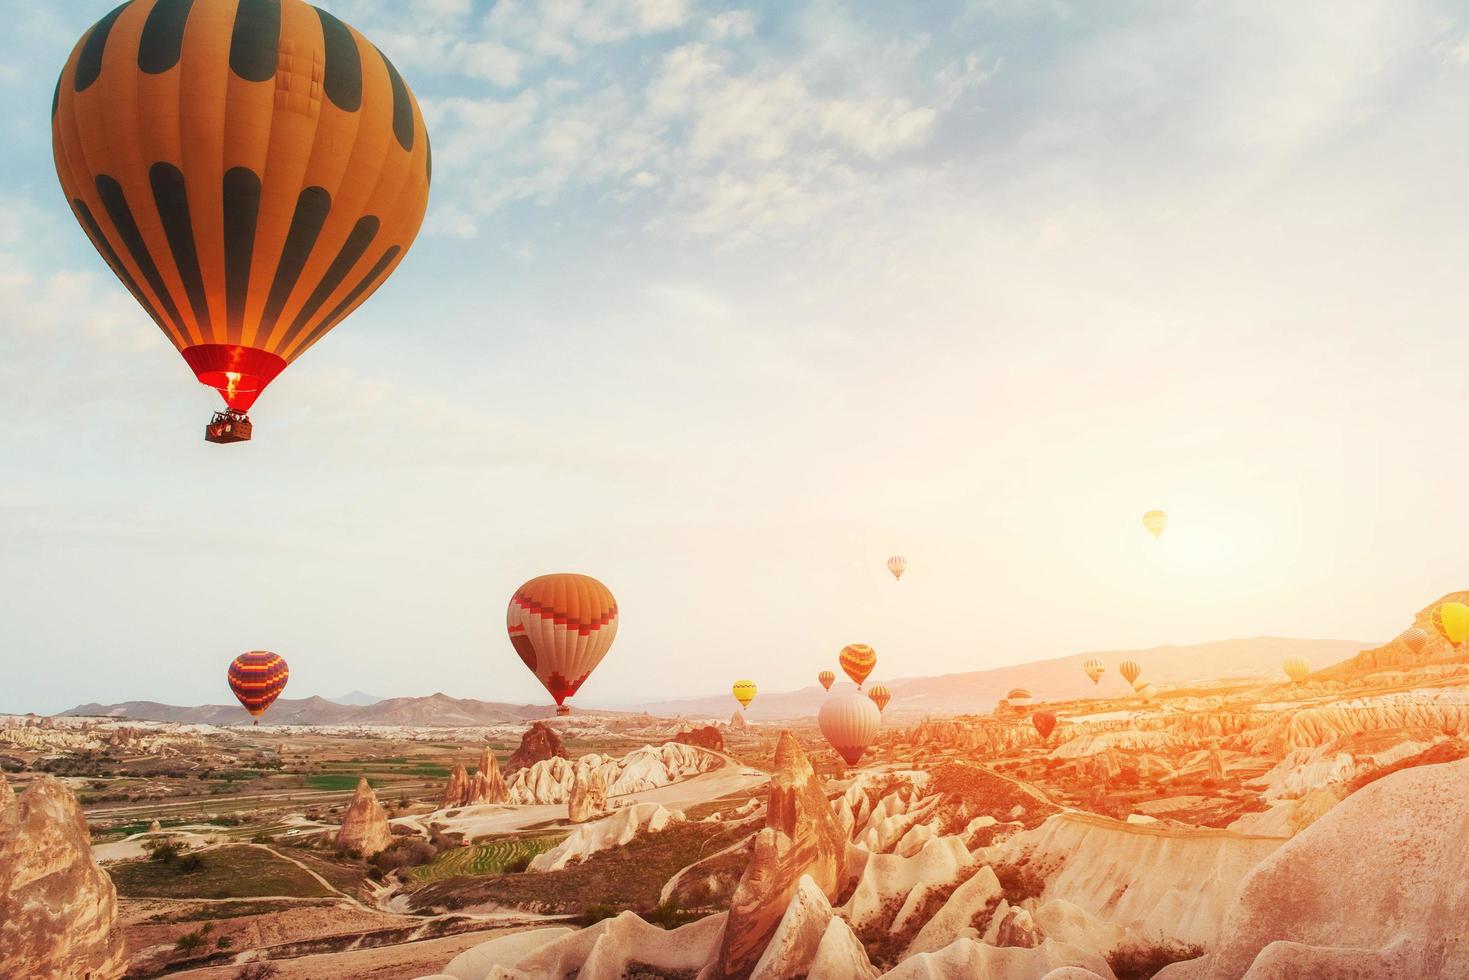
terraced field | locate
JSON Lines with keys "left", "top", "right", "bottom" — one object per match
{"left": 411, "top": 836, "right": 563, "bottom": 882}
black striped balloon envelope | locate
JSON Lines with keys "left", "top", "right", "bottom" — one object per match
{"left": 52, "top": 0, "right": 431, "bottom": 440}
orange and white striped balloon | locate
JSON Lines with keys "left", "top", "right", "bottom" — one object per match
{"left": 819, "top": 690, "right": 881, "bottom": 765}
{"left": 818, "top": 670, "right": 835, "bottom": 691}
{"left": 507, "top": 573, "right": 618, "bottom": 715}
{"left": 1084, "top": 658, "right": 1105, "bottom": 684}
{"left": 1119, "top": 660, "right": 1142, "bottom": 687}
{"left": 1401, "top": 627, "right": 1428, "bottom": 655}
{"left": 839, "top": 644, "right": 876, "bottom": 688}
{"left": 886, "top": 556, "right": 907, "bottom": 581}
{"left": 869, "top": 684, "right": 891, "bottom": 713}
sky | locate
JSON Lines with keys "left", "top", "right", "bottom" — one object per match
{"left": 4, "top": 0, "right": 1469, "bottom": 714}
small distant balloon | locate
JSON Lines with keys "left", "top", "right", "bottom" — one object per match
{"left": 1032, "top": 711, "right": 1057, "bottom": 740}
{"left": 839, "top": 644, "right": 877, "bottom": 688}
{"left": 1282, "top": 656, "right": 1309, "bottom": 684}
{"left": 732, "top": 680, "right": 757, "bottom": 710}
{"left": 1084, "top": 658, "right": 1105, "bottom": 685}
{"left": 1142, "top": 510, "right": 1168, "bottom": 539}
{"left": 818, "top": 670, "right": 836, "bottom": 691}
{"left": 887, "top": 556, "right": 907, "bottom": 581}
{"left": 1431, "top": 603, "right": 1469, "bottom": 648}
{"left": 228, "top": 651, "right": 289, "bottom": 725}
{"left": 819, "top": 690, "right": 882, "bottom": 765}
{"left": 869, "top": 684, "right": 892, "bottom": 713}
{"left": 1120, "top": 660, "right": 1142, "bottom": 687}
{"left": 1401, "top": 627, "right": 1428, "bottom": 655}
{"left": 1007, "top": 688, "right": 1032, "bottom": 701}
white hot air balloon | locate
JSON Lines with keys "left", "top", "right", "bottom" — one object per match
{"left": 819, "top": 689, "right": 881, "bottom": 766}
{"left": 886, "top": 556, "right": 907, "bottom": 581}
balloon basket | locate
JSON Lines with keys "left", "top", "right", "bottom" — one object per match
{"left": 556, "top": 705, "right": 570, "bottom": 716}
{"left": 206, "top": 410, "right": 252, "bottom": 444}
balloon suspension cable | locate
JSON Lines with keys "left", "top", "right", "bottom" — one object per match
{"left": 206, "top": 409, "right": 253, "bottom": 444}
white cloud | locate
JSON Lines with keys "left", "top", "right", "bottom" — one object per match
{"left": 707, "top": 10, "right": 756, "bottom": 40}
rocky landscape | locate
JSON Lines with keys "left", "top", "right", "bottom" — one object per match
{"left": 4, "top": 595, "right": 1469, "bottom": 978}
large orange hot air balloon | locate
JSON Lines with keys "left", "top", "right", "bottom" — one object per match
{"left": 507, "top": 573, "right": 618, "bottom": 715}
{"left": 818, "top": 670, "right": 835, "bottom": 691}
{"left": 839, "top": 644, "right": 876, "bottom": 688}
{"left": 869, "top": 684, "right": 891, "bottom": 713}
{"left": 1119, "top": 660, "right": 1142, "bottom": 687}
{"left": 227, "top": 651, "right": 288, "bottom": 724}
{"left": 732, "top": 680, "right": 757, "bottom": 710}
{"left": 1401, "top": 627, "right": 1428, "bottom": 655}
{"left": 53, "top": 0, "right": 431, "bottom": 442}
{"left": 1032, "top": 710, "right": 1056, "bottom": 740}
{"left": 1431, "top": 603, "right": 1469, "bottom": 648}
{"left": 1084, "top": 658, "right": 1105, "bottom": 685}
{"left": 819, "top": 690, "right": 881, "bottom": 765}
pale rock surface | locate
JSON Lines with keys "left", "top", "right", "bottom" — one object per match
{"left": 529, "top": 802, "right": 683, "bottom": 872}
{"left": 0, "top": 774, "right": 127, "bottom": 979}
{"left": 1199, "top": 756, "right": 1469, "bottom": 979}
{"left": 336, "top": 777, "right": 393, "bottom": 857}
{"left": 441, "top": 764, "right": 470, "bottom": 808}
{"left": 567, "top": 769, "right": 608, "bottom": 823}
{"left": 990, "top": 811, "right": 1284, "bottom": 947}
{"left": 749, "top": 874, "right": 832, "bottom": 980}
{"left": 845, "top": 835, "right": 975, "bottom": 932}
{"left": 808, "top": 915, "right": 880, "bottom": 980}
{"left": 507, "top": 742, "right": 724, "bottom": 805}
{"left": 714, "top": 731, "right": 847, "bottom": 979}
{"left": 516, "top": 909, "right": 726, "bottom": 977}
{"left": 905, "top": 864, "right": 1003, "bottom": 955}
{"left": 880, "top": 937, "right": 1116, "bottom": 979}
{"left": 441, "top": 926, "right": 574, "bottom": 980}
{"left": 996, "top": 906, "right": 1044, "bottom": 948}
{"left": 1033, "top": 900, "right": 1130, "bottom": 961}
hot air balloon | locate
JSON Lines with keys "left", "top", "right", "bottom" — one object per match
{"left": 1283, "top": 656, "right": 1309, "bottom": 684}
{"left": 1032, "top": 710, "right": 1056, "bottom": 740}
{"left": 227, "top": 651, "right": 288, "bottom": 724}
{"left": 869, "top": 684, "right": 891, "bottom": 713}
{"left": 1007, "top": 688, "right": 1032, "bottom": 701}
{"left": 819, "top": 690, "right": 881, "bottom": 766}
{"left": 1084, "top": 658, "right": 1105, "bottom": 685}
{"left": 53, "top": 0, "right": 431, "bottom": 443}
{"left": 1120, "top": 660, "right": 1142, "bottom": 687}
{"left": 1142, "top": 510, "right": 1168, "bottom": 539}
{"left": 818, "top": 670, "right": 835, "bottom": 691}
{"left": 839, "top": 644, "right": 877, "bottom": 688}
{"left": 1431, "top": 603, "right": 1469, "bottom": 648}
{"left": 507, "top": 573, "right": 618, "bottom": 716}
{"left": 1401, "top": 627, "right": 1428, "bottom": 655}
{"left": 886, "top": 556, "right": 907, "bottom": 581}
{"left": 732, "top": 680, "right": 757, "bottom": 710}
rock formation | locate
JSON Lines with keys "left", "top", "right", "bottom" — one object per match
{"left": 671, "top": 725, "right": 725, "bottom": 752}
{"left": 567, "top": 769, "right": 608, "bottom": 823}
{"left": 1180, "top": 756, "right": 1469, "bottom": 978}
{"left": 729, "top": 710, "right": 750, "bottom": 732}
{"left": 506, "top": 721, "right": 568, "bottom": 774}
{"left": 440, "top": 764, "right": 470, "bottom": 808}
{"left": 0, "top": 774, "right": 127, "bottom": 979}
{"left": 995, "top": 905, "right": 1044, "bottom": 948}
{"left": 714, "top": 730, "right": 846, "bottom": 979}
{"left": 506, "top": 742, "right": 723, "bottom": 805}
{"left": 530, "top": 803, "right": 684, "bottom": 872}
{"left": 336, "top": 777, "right": 393, "bottom": 857}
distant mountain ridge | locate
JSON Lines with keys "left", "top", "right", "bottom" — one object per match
{"left": 329, "top": 691, "right": 383, "bottom": 706}
{"left": 636, "top": 636, "right": 1374, "bottom": 720}
{"left": 60, "top": 693, "right": 614, "bottom": 726}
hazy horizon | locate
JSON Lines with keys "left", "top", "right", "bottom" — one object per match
{"left": 6, "top": 0, "right": 1469, "bottom": 715}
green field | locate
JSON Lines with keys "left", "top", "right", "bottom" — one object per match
{"left": 411, "top": 837, "right": 563, "bottom": 882}
{"left": 305, "top": 774, "right": 381, "bottom": 791}
{"left": 109, "top": 845, "right": 335, "bottom": 900}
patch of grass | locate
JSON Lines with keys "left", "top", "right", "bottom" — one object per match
{"left": 410, "top": 837, "right": 562, "bottom": 882}
{"left": 109, "top": 845, "right": 334, "bottom": 900}
{"left": 147, "top": 899, "right": 335, "bottom": 923}
{"left": 304, "top": 774, "right": 379, "bottom": 792}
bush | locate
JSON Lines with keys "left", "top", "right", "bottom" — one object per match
{"left": 234, "top": 964, "right": 280, "bottom": 980}
{"left": 174, "top": 929, "right": 207, "bottom": 954}
{"left": 579, "top": 903, "right": 620, "bottom": 926}
{"left": 992, "top": 862, "right": 1046, "bottom": 902}
{"left": 502, "top": 854, "right": 533, "bottom": 874}
{"left": 370, "top": 838, "right": 438, "bottom": 873}
{"left": 1107, "top": 940, "right": 1205, "bottom": 979}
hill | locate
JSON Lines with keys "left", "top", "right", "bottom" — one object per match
{"left": 61, "top": 693, "right": 587, "bottom": 726}
{"left": 637, "top": 636, "right": 1373, "bottom": 719}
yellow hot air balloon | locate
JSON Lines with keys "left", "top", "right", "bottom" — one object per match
{"left": 1084, "top": 658, "right": 1105, "bottom": 685}
{"left": 732, "top": 680, "right": 757, "bottom": 710}
{"left": 1282, "top": 656, "right": 1309, "bottom": 684}
{"left": 1142, "top": 510, "right": 1168, "bottom": 539}
{"left": 1120, "top": 660, "right": 1142, "bottom": 687}
{"left": 1431, "top": 603, "right": 1469, "bottom": 647}
{"left": 886, "top": 556, "right": 907, "bottom": 581}
{"left": 818, "top": 670, "right": 835, "bottom": 691}
{"left": 839, "top": 644, "right": 877, "bottom": 688}
{"left": 819, "top": 690, "right": 881, "bottom": 765}
{"left": 1401, "top": 627, "right": 1428, "bottom": 655}
{"left": 506, "top": 573, "right": 618, "bottom": 715}
{"left": 869, "top": 684, "right": 892, "bottom": 713}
